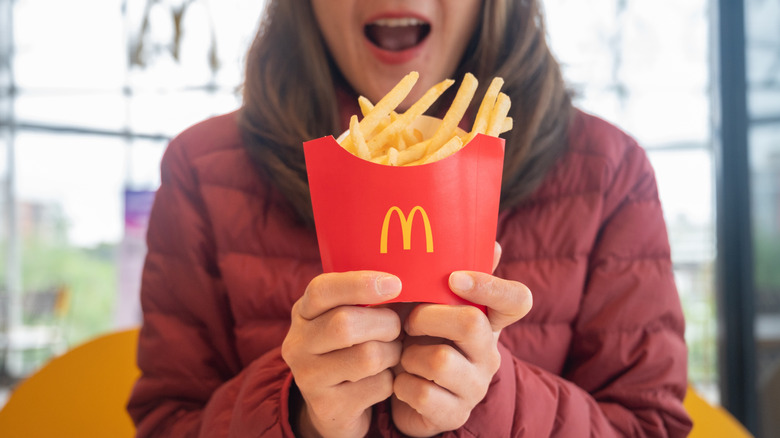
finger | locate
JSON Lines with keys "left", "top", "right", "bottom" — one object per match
{"left": 398, "top": 342, "right": 485, "bottom": 398}
{"left": 299, "top": 339, "right": 402, "bottom": 387}
{"left": 492, "top": 241, "right": 502, "bottom": 274}
{"left": 448, "top": 271, "right": 533, "bottom": 332}
{"left": 403, "top": 304, "right": 494, "bottom": 362}
{"left": 393, "top": 373, "right": 468, "bottom": 430}
{"left": 338, "top": 370, "right": 396, "bottom": 412}
{"left": 298, "top": 271, "right": 401, "bottom": 320}
{"left": 302, "top": 305, "right": 401, "bottom": 354}
{"left": 307, "top": 369, "right": 395, "bottom": 425}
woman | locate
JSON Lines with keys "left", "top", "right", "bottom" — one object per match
{"left": 128, "top": 0, "right": 693, "bottom": 436}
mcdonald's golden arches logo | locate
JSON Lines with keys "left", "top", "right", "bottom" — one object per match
{"left": 380, "top": 206, "right": 434, "bottom": 254}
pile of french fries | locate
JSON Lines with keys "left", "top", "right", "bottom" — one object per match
{"left": 339, "top": 71, "right": 512, "bottom": 166}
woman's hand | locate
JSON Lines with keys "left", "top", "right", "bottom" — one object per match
{"left": 282, "top": 271, "right": 404, "bottom": 438}
{"left": 391, "top": 243, "right": 533, "bottom": 437}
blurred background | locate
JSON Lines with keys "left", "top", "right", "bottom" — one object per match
{"left": 0, "top": 0, "right": 777, "bottom": 436}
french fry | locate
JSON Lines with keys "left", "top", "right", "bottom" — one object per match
{"left": 425, "top": 73, "right": 478, "bottom": 155}
{"left": 420, "top": 136, "right": 463, "bottom": 165}
{"left": 340, "top": 71, "right": 419, "bottom": 153}
{"left": 370, "top": 155, "right": 389, "bottom": 165}
{"left": 358, "top": 96, "right": 374, "bottom": 117}
{"left": 367, "top": 78, "right": 454, "bottom": 157}
{"left": 394, "top": 132, "right": 406, "bottom": 151}
{"left": 462, "top": 115, "right": 513, "bottom": 145}
{"left": 460, "top": 77, "right": 504, "bottom": 145}
{"left": 500, "top": 117, "right": 513, "bottom": 134}
{"left": 471, "top": 77, "right": 504, "bottom": 136}
{"left": 486, "top": 92, "right": 511, "bottom": 137}
{"left": 396, "top": 139, "right": 432, "bottom": 165}
{"left": 357, "top": 98, "right": 405, "bottom": 141}
{"left": 387, "top": 147, "right": 400, "bottom": 166}
{"left": 400, "top": 128, "right": 418, "bottom": 148}
{"left": 349, "top": 115, "right": 371, "bottom": 160}
{"left": 340, "top": 71, "right": 511, "bottom": 166}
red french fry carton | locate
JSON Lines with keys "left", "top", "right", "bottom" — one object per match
{"left": 304, "top": 116, "right": 504, "bottom": 309}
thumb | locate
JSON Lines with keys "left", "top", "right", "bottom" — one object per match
{"left": 492, "top": 241, "right": 502, "bottom": 274}
{"left": 449, "top": 271, "right": 533, "bottom": 332}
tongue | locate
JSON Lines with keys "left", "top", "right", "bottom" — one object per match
{"left": 365, "top": 25, "right": 424, "bottom": 51}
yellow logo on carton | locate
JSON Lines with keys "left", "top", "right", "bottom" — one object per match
{"left": 380, "top": 206, "right": 434, "bottom": 254}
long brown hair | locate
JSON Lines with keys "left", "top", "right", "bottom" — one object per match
{"left": 239, "top": 0, "right": 572, "bottom": 225}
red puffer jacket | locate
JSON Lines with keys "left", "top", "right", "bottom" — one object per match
{"left": 128, "top": 109, "right": 692, "bottom": 437}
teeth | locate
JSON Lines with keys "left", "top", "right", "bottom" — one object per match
{"left": 370, "top": 17, "right": 426, "bottom": 27}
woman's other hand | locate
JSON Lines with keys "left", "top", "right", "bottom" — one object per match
{"left": 282, "top": 271, "right": 403, "bottom": 438}
{"left": 391, "top": 244, "right": 533, "bottom": 437}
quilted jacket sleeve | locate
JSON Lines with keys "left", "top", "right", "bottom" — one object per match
{"left": 127, "top": 134, "right": 297, "bottom": 437}
{"left": 500, "top": 137, "right": 691, "bottom": 436}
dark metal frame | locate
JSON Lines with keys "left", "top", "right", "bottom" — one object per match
{"left": 715, "top": 0, "right": 758, "bottom": 433}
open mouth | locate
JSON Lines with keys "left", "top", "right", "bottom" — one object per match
{"left": 364, "top": 17, "right": 431, "bottom": 52}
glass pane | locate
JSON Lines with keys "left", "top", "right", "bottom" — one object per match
{"left": 126, "top": 89, "right": 240, "bottom": 138}
{"left": 546, "top": 0, "right": 718, "bottom": 400}
{"left": 126, "top": 137, "right": 166, "bottom": 191}
{"left": 648, "top": 148, "right": 718, "bottom": 395}
{"left": 4, "top": 131, "right": 125, "bottom": 377}
{"left": 2, "top": 0, "right": 269, "bottom": 390}
{"left": 14, "top": 0, "right": 126, "bottom": 91}
{"left": 15, "top": 132, "right": 126, "bottom": 246}
{"left": 546, "top": 0, "right": 711, "bottom": 147}
{"left": 1, "top": 127, "right": 10, "bottom": 259}
{"left": 746, "top": 0, "right": 780, "bottom": 119}
{"left": 124, "top": 0, "right": 266, "bottom": 91}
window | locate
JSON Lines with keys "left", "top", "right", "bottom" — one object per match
{"left": 545, "top": 0, "right": 718, "bottom": 399}
{"left": 1, "top": 0, "right": 722, "bottom": 417}
{"left": 0, "top": 0, "right": 266, "bottom": 380}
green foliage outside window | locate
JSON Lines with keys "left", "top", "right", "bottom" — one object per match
{"left": 1, "top": 215, "right": 117, "bottom": 353}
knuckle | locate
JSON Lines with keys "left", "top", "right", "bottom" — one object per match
{"left": 414, "top": 380, "right": 437, "bottom": 407}
{"left": 474, "top": 274, "right": 499, "bottom": 294}
{"left": 327, "top": 308, "right": 359, "bottom": 344}
{"left": 300, "top": 293, "right": 322, "bottom": 319}
{"left": 311, "top": 397, "right": 340, "bottom": 422}
{"left": 358, "top": 370, "right": 395, "bottom": 406}
{"left": 457, "top": 306, "right": 489, "bottom": 335}
{"left": 281, "top": 331, "right": 304, "bottom": 366}
{"left": 294, "top": 373, "right": 316, "bottom": 393}
{"left": 429, "top": 344, "right": 457, "bottom": 374}
{"left": 304, "top": 274, "right": 322, "bottom": 295}
{"left": 303, "top": 273, "right": 349, "bottom": 315}
{"left": 354, "top": 342, "right": 386, "bottom": 375}
{"left": 280, "top": 337, "right": 294, "bottom": 363}
{"left": 451, "top": 409, "right": 471, "bottom": 429}
{"left": 290, "top": 299, "right": 302, "bottom": 318}
{"left": 375, "top": 369, "right": 395, "bottom": 397}
{"left": 487, "top": 349, "right": 502, "bottom": 375}
{"left": 290, "top": 364, "right": 317, "bottom": 391}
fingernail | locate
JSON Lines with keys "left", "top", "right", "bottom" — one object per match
{"left": 450, "top": 272, "right": 474, "bottom": 292}
{"left": 377, "top": 275, "right": 402, "bottom": 296}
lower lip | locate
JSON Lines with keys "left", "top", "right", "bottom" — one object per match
{"left": 364, "top": 38, "right": 427, "bottom": 65}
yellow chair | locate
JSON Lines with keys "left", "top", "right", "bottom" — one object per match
{"left": 685, "top": 385, "right": 753, "bottom": 438}
{"left": 0, "top": 327, "right": 140, "bottom": 437}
